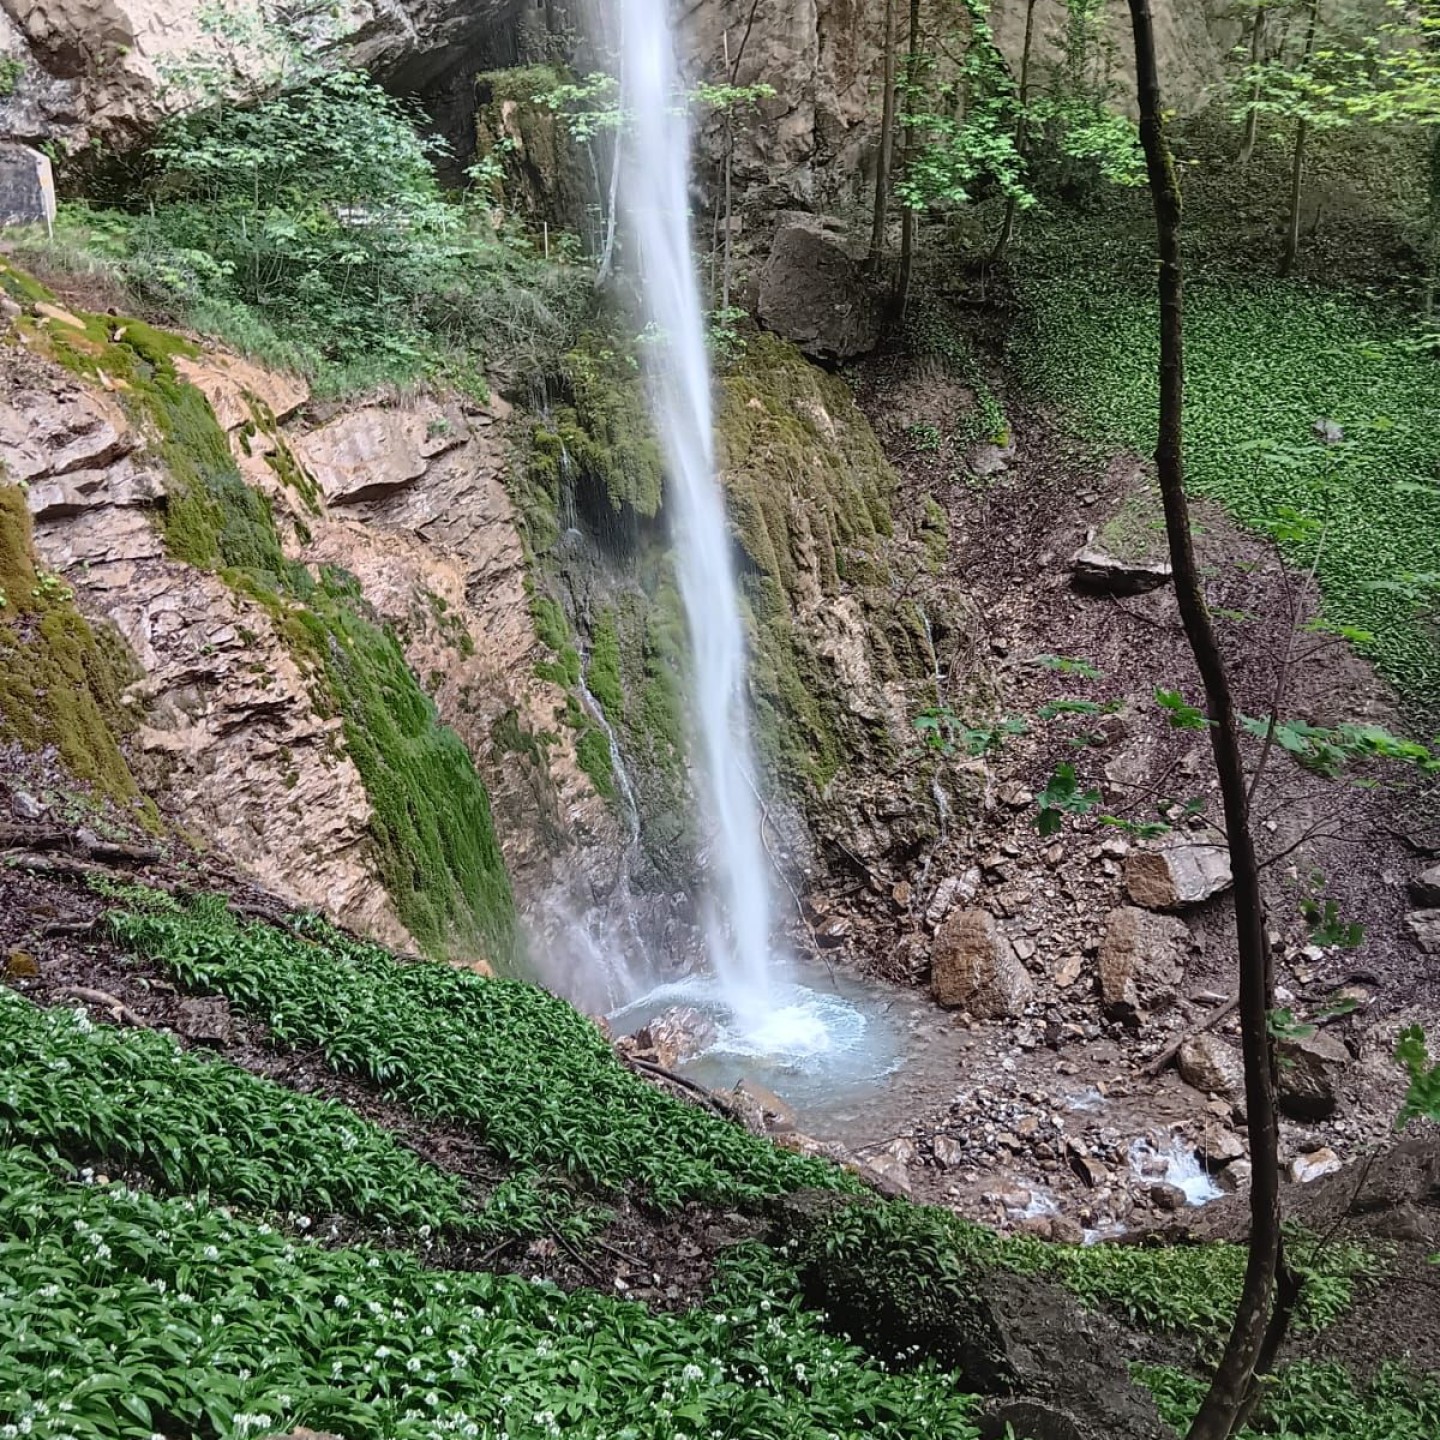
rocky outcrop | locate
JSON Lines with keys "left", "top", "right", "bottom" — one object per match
{"left": 932, "top": 908, "right": 1034, "bottom": 1017}
{"left": 5, "top": 344, "right": 411, "bottom": 948}
{"left": 1071, "top": 539, "right": 1172, "bottom": 595}
{"left": 684, "top": 0, "right": 1238, "bottom": 210}
{"left": 0, "top": 0, "right": 523, "bottom": 148}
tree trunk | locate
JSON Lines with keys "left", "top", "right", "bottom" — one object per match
{"left": 869, "top": 0, "right": 899, "bottom": 270}
{"left": 1126, "top": 5, "right": 1288, "bottom": 1440}
{"left": 1279, "top": 0, "right": 1319, "bottom": 278}
{"left": 992, "top": 0, "right": 1040, "bottom": 264}
{"left": 1237, "top": 5, "right": 1267, "bottom": 167}
{"left": 895, "top": 0, "right": 924, "bottom": 316}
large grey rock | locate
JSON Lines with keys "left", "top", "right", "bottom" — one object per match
{"left": 1277, "top": 1031, "right": 1350, "bottom": 1121}
{"left": 1071, "top": 541, "right": 1171, "bottom": 596}
{"left": 1409, "top": 865, "right": 1440, "bottom": 907}
{"left": 932, "top": 908, "right": 1034, "bottom": 1018}
{"left": 1126, "top": 840, "right": 1232, "bottom": 911}
{"left": 0, "top": 142, "right": 54, "bottom": 225}
{"left": 1097, "top": 905, "right": 1190, "bottom": 1021}
{"left": 757, "top": 222, "right": 881, "bottom": 361}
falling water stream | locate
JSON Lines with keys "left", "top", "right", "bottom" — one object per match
{"left": 617, "top": 0, "right": 775, "bottom": 1032}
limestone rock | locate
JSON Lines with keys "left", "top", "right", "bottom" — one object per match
{"left": 1199, "top": 1122, "right": 1246, "bottom": 1169}
{"left": 1071, "top": 541, "right": 1172, "bottom": 596}
{"left": 1125, "top": 840, "right": 1232, "bottom": 911}
{"left": 733, "top": 1078, "right": 796, "bottom": 1132}
{"left": 757, "top": 222, "right": 881, "bottom": 360}
{"left": 1096, "top": 906, "right": 1190, "bottom": 1021}
{"left": 932, "top": 1135, "right": 965, "bottom": 1169}
{"left": 622, "top": 1006, "right": 717, "bottom": 1070}
{"left": 932, "top": 908, "right": 1034, "bottom": 1018}
{"left": 294, "top": 407, "right": 454, "bottom": 505}
{"left": 1408, "top": 865, "right": 1440, "bottom": 907}
{"left": 1177, "top": 1033, "right": 1245, "bottom": 1099}
{"left": 0, "top": 382, "right": 131, "bottom": 482}
{"left": 1406, "top": 909, "right": 1440, "bottom": 955}
{"left": 10, "top": 790, "right": 44, "bottom": 820}
{"left": 1277, "top": 1031, "right": 1350, "bottom": 1121}
{"left": 174, "top": 352, "right": 308, "bottom": 433}
{"left": 1291, "top": 1148, "right": 1344, "bottom": 1184}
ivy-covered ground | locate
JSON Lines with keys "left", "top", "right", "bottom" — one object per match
{"left": 1004, "top": 121, "right": 1440, "bottom": 715}
{"left": 1, "top": 857, "right": 1437, "bottom": 1440}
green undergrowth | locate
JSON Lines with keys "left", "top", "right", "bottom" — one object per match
{"left": 16, "top": 271, "right": 515, "bottom": 963}
{"left": 788, "top": 1197, "right": 1379, "bottom": 1349}
{"left": 105, "top": 898, "right": 852, "bottom": 1209}
{"left": 1014, "top": 267, "right": 1440, "bottom": 707}
{"left": 0, "top": 986, "right": 474, "bottom": 1232}
{"left": 1136, "top": 1360, "right": 1440, "bottom": 1439}
{"left": 0, "top": 1150, "right": 981, "bottom": 1440}
{"left": 0, "top": 484, "right": 147, "bottom": 809}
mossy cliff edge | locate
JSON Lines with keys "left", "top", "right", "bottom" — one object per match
{"left": 0, "top": 266, "right": 518, "bottom": 970}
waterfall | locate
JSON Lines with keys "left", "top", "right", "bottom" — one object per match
{"left": 617, "top": 0, "right": 774, "bottom": 1028}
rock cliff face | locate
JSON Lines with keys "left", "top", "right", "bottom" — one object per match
{"left": 1, "top": 283, "right": 618, "bottom": 976}
{"left": 681, "top": 0, "right": 1235, "bottom": 212}
{"left": 0, "top": 0, "right": 525, "bottom": 148}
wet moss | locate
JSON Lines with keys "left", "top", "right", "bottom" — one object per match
{"left": 310, "top": 568, "right": 517, "bottom": 967}
{"left": 0, "top": 485, "right": 142, "bottom": 802}
{"left": 587, "top": 609, "right": 623, "bottom": 723}
{"left": 715, "top": 333, "right": 899, "bottom": 792}
{"left": 574, "top": 724, "right": 616, "bottom": 800}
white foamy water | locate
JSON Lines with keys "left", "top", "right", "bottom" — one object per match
{"left": 616, "top": 0, "right": 776, "bottom": 1032}
{"left": 1129, "top": 1136, "right": 1225, "bottom": 1207}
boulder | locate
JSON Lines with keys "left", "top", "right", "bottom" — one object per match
{"left": 1199, "top": 1121, "right": 1246, "bottom": 1170}
{"left": 1407, "top": 865, "right": 1440, "bottom": 908}
{"left": 1177, "top": 1033, "right": 1245, "bottom": 1099}
{"left": 1291, "top": 1148, "right": 1344, "bottom": 1184}
{"left": 1277, "top": 1031, "right": 1350, "bottom": 1121}
{"left": 1096, "top": 906, "right": 1190, "bottom": 1021}
{"left": 0, "top": 143, "right": 55, "bottom": 227}
{"left": 932, "top": 908, "right": 1034, "bottom": 1018}
{"left": 1071, "top": 541, "right": 1172, "bottom": 596}
{"left": 732, "top": 1078, "right": 796, "bottom": 1132}
{"left": 1406, "top": 909, "right": 1440, "bottom": 955}
{"left": 1125, "top": 840, "right": 1232, "bottom": 911}
{"left": 756, "top": 222, "right": 881, "bottom": 361}
{"left": 932, "top": 1135, "right": 965, "bottom": 1169}
{"left": 622, "top": 1006, "right": 717, "bottom": 1070}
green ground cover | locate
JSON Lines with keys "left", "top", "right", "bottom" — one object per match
{"left": 1015, "top": 267, "right": 1440, "bottom": 709}
{"left": 105, "top": 898, "right": 851, "bottom": 1209}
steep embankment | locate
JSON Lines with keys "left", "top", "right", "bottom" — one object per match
{"left": 3, "top": 844, "right": 1436, "bottom": 1439}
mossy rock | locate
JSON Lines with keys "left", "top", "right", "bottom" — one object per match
{"left": 0, "top": 485, "right": 142, "bottom": 803}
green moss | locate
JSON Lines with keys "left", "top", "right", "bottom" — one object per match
{"left": 587, "top": 610, "right": 624, "bottom": 723}
{"left": 475, "top": 64, "right": 567, "bottom": 106}
{"left": 574, "top": 725, "right": 616, "bottom": 799}
{"left": 0, "top": 486, "right": 141, "bottom": 802}
{"left": 534, "top": 333, "right": 665, "bottom": 518}
{"left": 311, "top": 569, "right": 517, "bottom": 966}
{"left": 715, "top": 333, "right": 898, "bottom": 792}
{"left": 531, "top": 594, "right": 569, "bottom": 652}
